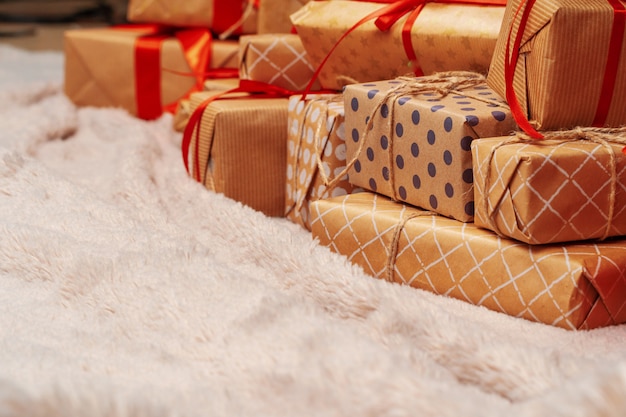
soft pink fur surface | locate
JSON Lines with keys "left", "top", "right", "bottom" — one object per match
{"left": 1, "top": 45, "right": 626, "bottom": 417}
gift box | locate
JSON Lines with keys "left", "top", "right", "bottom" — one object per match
{"left": 285, "top": 94, "right": 361, "bottom": 229}
{"left": 126, "top": 0, "right": 258, "bottom": 37}
{"left": 64, "top": 26, "right": 239, "bottom": 120}
{"left": 239, "top": 34, "right": 321, "bottom": 92}
{"left": 310, "top": 192, "right": 626, "bottom": 330}
{"left": 183, "top": 90, "right": 289, "bottom": 217}
{"left": 173, "top": 78, "right": 240, "bottom": 132}
{"left": 487, "top": 0, "right": 626, "bottom": 131}
{"left": 290, "top": 0, "right": 505, "bottom": 90}
{"left": 258, "top": 0, "right": 308, "bottom": 33}
{"left": 472, "top": 132, "right": 626, "bottom": 244}
{"left": 343, "top": 73, "right": 517, "bottom": 222}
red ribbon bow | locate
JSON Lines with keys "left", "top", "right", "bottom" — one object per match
{"left": 302, "top": 0, "right": 506, "bottom": 96}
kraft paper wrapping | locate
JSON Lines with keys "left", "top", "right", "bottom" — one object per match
{"left": 173, "top": 78, "right": 240, "bottom": 132}
{"left": 64, "top": 28, "right": 239, "bottom": 118}
{"left": 472, "top": 135, "right": 626, "bottom": 245}
{"left": 127, "top": 0, "right": 257, "bottom": 35}
{"left": 285, "top": 94, "right": 362, "bottom": 229}
{"left": 310, "top": 192, "right": 626, "bottom": 330}
{"left": 343, "top": 75, "right": 516, "bottom": 222}
{"left": 487, "top": 0, "right": 626, "bottom": 131}
{"left": 290, "top": 1, "right": 505, "bottom": 90}
{"left": 239, "top": 34, "right": 321, "bottom": 92}
{"left": 258, "top": 0, "right": 309, "bottom": 33}
{"left": 186, "top": 91, "right": 288, "bottom": 217}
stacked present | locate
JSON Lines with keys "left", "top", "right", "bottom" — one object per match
{"left": 63, "top": 0, "right": 626, "bottom": 331}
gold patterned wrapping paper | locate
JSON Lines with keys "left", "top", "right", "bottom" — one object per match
{"left": 487, "top": 0, "right": 626, "bottom": 131}
{"left": 343, "top": 75, "right": 516, "bottom": 222}
{"left": 239, "top": 34, "right": 321, "bottom": 91}
{"left": 290, "top": 1, "right": 505, "bottom": 90}
{"left": 285, "top": 94, "right": 362, "bottom": 229}
{"left": 472, "top": 136, "right": 626, "bottom": 245}
{"left": 310, "top": 192, "right": 626, "bottom": 330}
{"left": 64, "top": 27, "right": 239, "bottom": 118}
{"left": 127, "top": 0, "right": 257, "bottom": 36}
{"left": 186, "top": 91, "right": 289, "bottom": 217}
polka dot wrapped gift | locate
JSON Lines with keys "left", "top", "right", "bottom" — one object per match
{"left": 343, "top": 72, "right": 517, "bottom": 222}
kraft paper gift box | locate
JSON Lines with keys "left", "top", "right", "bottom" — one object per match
{"left": 239, "top": 34, "right": 322, "bottom": 92}
{"left": 127, "top": 0, "right": 258, "bottom": 37}
{"left": 183, "top": 90, "right": 289, "bottom": 217}
{"left": 343, "top": 73, "right": 517, "bottom": 222}
{"left": 173, "top": 78, "right": 240, "bottom": 132}
{"left": 64, "top": 27, "right": 239, "bottom": 120}
{"left": 472, "top": 133, "right": 626, "bottom": 245}
{"left": 285, "top": 94, "right": 362, "bottom": 229}
{"left": 258, "top": 0, "right": 309, "bottom": 33}
{"left": 487, "top": 0, "right": 626, "bottom": 131}
{"left": 310, "top": 192, "right": 626, "bottom": 330}
{"left": 290, "top": 0, "right": 506, "bottom": 90}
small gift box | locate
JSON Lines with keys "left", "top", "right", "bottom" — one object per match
{"left": 183, "top": 90, "right": 289, "bottom": 217}
{"left": 487, "top": 0, "right": 626, "bottom": 131}
{"left": 126, "top": 0, "right": 258, "bottom": 37}
{"left": 173, "top": 78, "right": 240, "bottom": 132}
{"left": 285, "top": 94, "right": 361, "bottom": 229}
{"left": 343, "top": 73, "right": 516, "bottom": 222}
{"left": 311, "top": 192, "right": 626, "bottom": 330}
{"left": 290, "top": 0, "right": 505, "bottom": 90}
{"left": 239, "top": 34, "right": 321, "bottom": 92}
{"left": 472, "top": 130, "right": 626, "bottom": 244}
{"left": 64, "top": 26, "right": 238, "bottom": 120}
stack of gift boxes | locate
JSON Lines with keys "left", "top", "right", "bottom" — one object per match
{"left": 63, "top": 0, "right": 626, "bottom": 331}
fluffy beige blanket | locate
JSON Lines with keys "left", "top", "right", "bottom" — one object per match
{"left": 1, "top": 45, "right": 626, "bottom": 417}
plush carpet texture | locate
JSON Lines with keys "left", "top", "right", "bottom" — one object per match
{"left": 1, "top": 44, "right": 626, "bottom": 417}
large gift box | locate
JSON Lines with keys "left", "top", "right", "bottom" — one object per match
{"left": 183, "top": 90, "right": 289, "bottom": 217}
{"left": 258, "top": 0, "right": 308, "bottom": 33}
{"left": 310, "top": 192, "right": 626, "bottom": 330}
{"left": 239, "top": 34, "right": 321, "bottom": 92}
{"left": 286, "top": 94, "right": 361, "bottom": 229}
{"left": 290, "top": 0, "right": 506, "bottom": 90}
{"left": 126, "top": 0, "right": 258, "bottom": 37}
{"left": 487, "top": 0, "right": 626, "bottom": 131}
{"left": 472, "top": 132, "right": 626, "bottom": 245}
{"left": 64, "top": 27, "right": 239, "bottom": 120}
{"left": 343, "top": 73, "right": 517, "bottom": 222}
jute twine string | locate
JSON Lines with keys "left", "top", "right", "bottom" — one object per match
{"left": 386, "top": 211, "right": 437, "bottom": 283}
{"left": 482, "top": 126, "right": 626, "bottom": 241}
{"left": 312, "top": 95, "right": 344, "bottom": 195}
{"left": 326, "top": 71, "right": 508, "bottom": 195}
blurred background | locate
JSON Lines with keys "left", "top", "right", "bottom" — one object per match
{"left": 0, "top": 0, "right": 129, "bottom": 51}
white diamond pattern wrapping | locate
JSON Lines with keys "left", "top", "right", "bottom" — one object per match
{"left": 310, "top": 192, "right": 626, "bottom": 330}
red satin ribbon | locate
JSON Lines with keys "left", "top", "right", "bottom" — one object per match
{"left": 117, "top": 25, "right": 216, "bottom": 120}
{"left": 505, "top": 0, "right": 626, "bottom": 139}
{"left": 213, "top": 1, "right": 248, "bottom": 35}
{"left": 302, "top": 0, "right": 506, "bottom": 96}
{"left": 182, "top": 80, "right": 308, "bottom": 181}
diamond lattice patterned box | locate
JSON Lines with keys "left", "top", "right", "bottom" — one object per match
{"left": 343, "top": 75, "right": 517, "bottom": 222}
{"left": 290, "top": 1, "right": 505, "bottom": 90}
{"left": 285, "top": 94, "right": 361, "bottom": 229}
{"left": 310, "top": 192, "right": 626, "bottom": 330}
{"left": 239, "top": 34, "right": 321, "bottom": 91}
{"left": 472, "top": 136, "right": 626, "bottom": 244}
